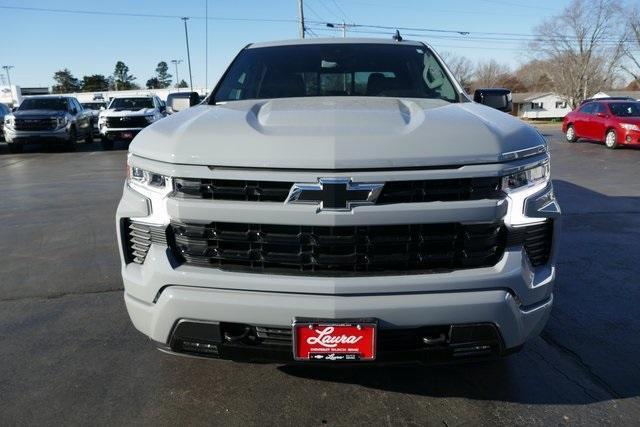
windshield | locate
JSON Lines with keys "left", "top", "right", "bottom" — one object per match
{"left": 609, "top": 102, "right": 640, "bottom": 117}
{"left": 109, "top": 97, "right": 154, "bottom": 110}
{"left": 19, "top": 98, "right": 68, "bottom": 111}
{"left": 82, "top": 102, "right": 106, "bottom": 110}
{"left": 213, "top": 43, "right": 458, "bottom": 103}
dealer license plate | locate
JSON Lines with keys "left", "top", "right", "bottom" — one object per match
{"left": 292, "top": 319, "right": 377, "bottom": 361}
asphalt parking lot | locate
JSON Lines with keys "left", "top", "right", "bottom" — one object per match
{"left": 1, "top": 129, "right": 639, "bottom": 425}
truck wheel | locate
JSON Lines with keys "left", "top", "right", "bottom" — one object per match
{"left": 101, "top": 137, "right": 114, "bottom": 150}
{"left": 66, "top": 128, "right": 77, "bottom": 152}
{"left": 605, "top": 129, "right": 618, "bottom": 149}
{"left": 8, "top": 143, "right": 23, "bottom": 153}
{"left": 565, "top": 125, "right": 577, "bottom": 142}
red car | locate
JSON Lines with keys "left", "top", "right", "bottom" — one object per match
{"left": 562, "top": 100, "right": 640, "bottom": 149}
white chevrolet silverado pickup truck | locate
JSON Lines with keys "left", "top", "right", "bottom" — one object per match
{"left": 116, "top": 38, "right": 560, "bottom": 364}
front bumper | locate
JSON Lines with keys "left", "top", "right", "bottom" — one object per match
{"left": 618, "top": 128, "right": 640, "bottom": 146}
{"left": 4, "top": 126, "right": 69, "bottom": 143}
{"left": 100, "top": 127, "right": 143, "bottom": 140}
{"left": 123, "top": 242, "right": 554, "bottom": 356}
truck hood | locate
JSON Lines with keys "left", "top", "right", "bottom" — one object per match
{"left": 13, "top": 109, "right": 67, "bottom": 118}
{"left": 131, "top": 97, "right": 544, "bottom": 169}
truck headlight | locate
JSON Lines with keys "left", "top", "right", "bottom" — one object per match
{"left": 502, "top": 160, "right": 559, "bottom": 226}
{"left": 502, "top": 161, "right": 550, "bottom": 193}
{"left": 127, "top": 165, "right": 168, "bottom": 189}
{"left": 56, "top": 116, "right": 69, "bottom": 128}
{"left": 4, "top": 115, "right": 15, "bottom": 129}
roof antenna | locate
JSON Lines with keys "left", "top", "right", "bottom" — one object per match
{"left": 392, "top": 30, "right": 403, "bottom": 42}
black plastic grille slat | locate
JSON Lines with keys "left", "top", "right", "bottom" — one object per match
{"left": 14, "top": 118, "right": 57, "bottom": 131}
{"left": 106, "top": 116, "right": 150, "bottom": 128}
{"left": 172, "top": 177, "right": 502, "bottom": 204}
{"left": 168, "top": 222, "right": 507, "bottom": 276}
{"left": 506, "top": 221, "right": 554, "bottom": 267}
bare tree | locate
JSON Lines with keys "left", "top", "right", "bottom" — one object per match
{"left": 530, "top": 0, "right": 626, "bottom": 107}
{"left": 473, "top": 59, "right": 511, "bottom": 90}
{"left": 441, "top": 52, "right": 475, "bottom": 91}
{"left": 514, "top": 59, "right": 554, "bottom": 92}
{"left": 621, "top": 6, "right": 640, "bottom": 82}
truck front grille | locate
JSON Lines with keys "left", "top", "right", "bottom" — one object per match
{"left": 106, "top": 116, "right": 149, "bottom": 129}
{"left": 172, "top": 177, "right": 502, "bottom": 204}
{"left": 14, "top": 118, "right": 57, "bottom": 131}
{"left": 168, "top": 221, "right": 507, "bottom": 275}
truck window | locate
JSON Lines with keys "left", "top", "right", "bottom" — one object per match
{"left": 214, "top": 44, "right": 458, "bottom": 103}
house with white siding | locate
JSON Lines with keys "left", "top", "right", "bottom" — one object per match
{"left": 590, "top": 90, "right": 640, "bottom": 100}
{"left": 511, "top": 92, "right": 572, "bottom": 119}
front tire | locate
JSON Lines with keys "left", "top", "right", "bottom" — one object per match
{"left": 100, "top": 137, "right": 114, "bottom": 150}
{"left": 605, "top": 129, "right": 618, "bottom": 149}
{"left": 565, "top": 125, "right": 577, "bottom": 142}
{"left": 8, "top": 143, "right": 23, "bottom": 153}
{"left": 66, "top": 127, "right": 77, "bottom": 152}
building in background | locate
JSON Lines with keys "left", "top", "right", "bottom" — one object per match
{"left": 0, "top": 85, "right": 23, "bottom": 107}
{"left": 512, "top": 92, "right": 572, "bottom": 120}
{"left": 590, "top": 90, "right": 640, "bottom": 100}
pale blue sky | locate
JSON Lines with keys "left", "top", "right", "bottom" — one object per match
{"left": 0, "top": 0, "right": 572, "bottom": 89}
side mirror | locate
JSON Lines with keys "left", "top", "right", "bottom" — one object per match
{"left": 70, "top": 108, "right": 77, "bottom": 115}
{"left": 166, "top": 97, "right": 191, "bottom": 113}
{"left": 11, "top": 107, "right": 17, "bottom": 112}
{"left": 474, "top": 88, "right": 512, "bottom": 113}
{"left": 159, "top": 105, "right": 166, "bottom": 113}
{"left": 596, "top": 112, "right": 607, "bottom": 118}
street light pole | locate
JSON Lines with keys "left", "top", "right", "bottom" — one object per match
{"left": 181, "top": 17, "right": 194, "bottom": 91}
{"left": 171, "top": 59, "right": 183, "bottom": 89}
{"left": 2, "top": 65, "right": 14, "bottom": 87}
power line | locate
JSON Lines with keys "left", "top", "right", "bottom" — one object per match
{"left": 312, "top": 0, "right": 342, "bottom": 20}
{"left": 0, "top": 4, "right": 628, "bottom": 43}
{"left": 304, "top": 2, "right": 326, "bottom": 23}
{"left": 309, "top": 25, "right": 627, "bottom": 46}
{"left": 331, "top": 0, "right": 352, "bottom": 22}
{"left": 0, "top": 5, "right": 299, "bottom": 23}
{"left": 308, "top": 27, "right": 640, "bottom": 52}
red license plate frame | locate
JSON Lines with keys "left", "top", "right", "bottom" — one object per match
{"left": 292, "top": 318, "right": 377, "bottom": 362}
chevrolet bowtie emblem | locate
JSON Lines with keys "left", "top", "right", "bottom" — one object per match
{"left": 284, "top": 178, "right": 384, "bottom": 211}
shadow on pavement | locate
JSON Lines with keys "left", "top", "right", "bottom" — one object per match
{"left": 281, "top": 180, "right": 640, "bottom": 405}
{"left": 0, "top": 139, "right": 129, "bottom": 154}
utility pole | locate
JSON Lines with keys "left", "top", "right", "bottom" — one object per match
{"left": 297, "top": 0, "right": 305, "bottom": 39}
{"left": 205, "top": 0, "right": 208, "bottom": 92}
{"left": 181, "top": 17, "right": 194, "bottom": 91}
{"left": 2, "top": 65, "right": 14, "bottom": 87}
{"left": 171, "top": 59, "right": 183, "bottom": 89}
